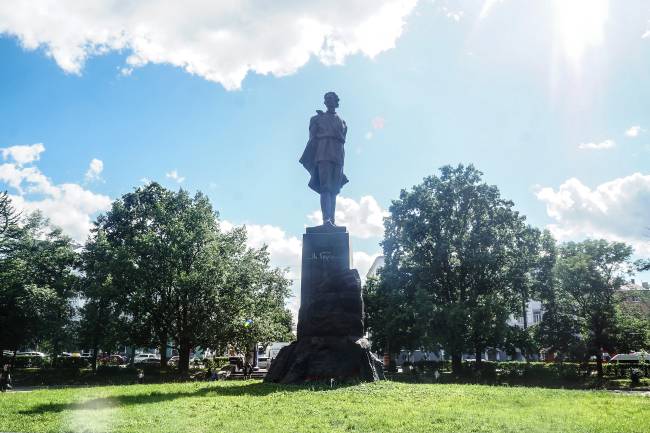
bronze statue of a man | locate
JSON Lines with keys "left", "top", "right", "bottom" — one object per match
{"left": 299, "top": 92, "right": 349, "bottom": 225}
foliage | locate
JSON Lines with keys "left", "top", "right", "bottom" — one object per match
{"left": 363, "top": 275, "right": 420, "bottom": 358}
{"left": 0, "top": 206, "right": 79, "bottom": 359}
{"left": 90, "top": 182, "right": 292, "bottom": 372}
{"left": 613, "top": 307, "right": 650, "bottom": 354}
{"left": 374, "top": 164, "right": 542, "bottom": 372}
{"left": 78, "top": 230, "right": 126, "bottom": 371}
{"left": 0, "top": 190, "right": 20, "bottom": 247}
{"left": 554, "top": 239, "right": 634, "bottom": 376}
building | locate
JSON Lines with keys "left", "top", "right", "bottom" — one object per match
{"left": 366, "top": 256, "right": 385, "bottom": 279}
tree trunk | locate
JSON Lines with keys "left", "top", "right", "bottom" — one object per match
{"left": 522, "top": 297, "right": 528, "bottom": 329}
{"left": 596, "top": 351, "right": 603, "bottom": 378}
{"left": 91, "top": 346, "right": 98, "bottom": 372}
{"left": 179, "top": 339, "right": 191, "bottom": 373}
{"left": 451, "top": 353, "right": 462, "bottom": 375}
{"left": 475, "top": 348, "right": 483, "bottom": 369}
{"left": 159, "top": 338, "right": 168, "bottom": 369}
{"left": 130, "top": 346, "right": 136, "bottom": 367}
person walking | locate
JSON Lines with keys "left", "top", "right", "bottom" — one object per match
{"left": 0, "top": 364, "right": 12, "bottom": 392}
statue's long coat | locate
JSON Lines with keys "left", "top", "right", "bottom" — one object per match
{"left": 299, "top": 110, "right": 349, "bottom": 194}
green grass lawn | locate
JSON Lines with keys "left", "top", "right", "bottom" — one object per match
{"left": 1, "top": 381, "right": 648, "bottom": 433}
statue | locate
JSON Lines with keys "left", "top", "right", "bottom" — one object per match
{"left": 299, "top": 91, "right": 349, "bottom": 225}
{"left": 265, "top": 91, "right": 384, "bottom": 384}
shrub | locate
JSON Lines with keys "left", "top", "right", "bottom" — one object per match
{"left": 96, "top": 365, "right": 137, "bottom": 376}
{"left": 52, "top": 356, "right": 89, "bottom": 369}
{"left": 413, "top": 360, "right": 447, "bottom": 373}
{"left": 14, "top": 355, "right": 48, "bottom": 368}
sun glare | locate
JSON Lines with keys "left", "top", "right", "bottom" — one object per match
{"left": 553, "top": 0, "right": 609, "bottom": 68}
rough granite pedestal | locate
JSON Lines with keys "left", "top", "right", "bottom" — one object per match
{"left": 264, "top": 224, "right": 384, "bottom": 384}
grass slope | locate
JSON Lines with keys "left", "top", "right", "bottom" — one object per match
{"left": 1, "top": 381, "right": 648, "bottom": 433}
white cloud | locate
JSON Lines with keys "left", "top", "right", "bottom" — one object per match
{"left": 85, "top": 158, "right": 104, "bottom": 182}
{"left": 0, "top": 0, "right": 417, "bottom": 90}
{"left": 578, "top": 139, "right": 615, "bottom": 150}
{"left": 479, "top": 0, "right": 504, "bottom": 20}
{"left": 536, "top": 173, "right": 650, "bottom": 255}
{"left": 0, "top": 144, "right": 111, "bottom": 242}
{"left": 1, "top": 143, "right": 45, "bottom": 166}
{"left": 625, "top": 126, "right": 643, "bottom": 138}
{"left": 353, "top": 251, "right": 382, "bottom": 281}
{"left": 441, "top": 7, "right": 464, "bottom": 22}
{"left": 308, "top": 195, "right": 388, "bottom": 239}
{"left": 364, "top": 131, "right": 373, "bottom": 140}
{"left": 165, "top": 169, "right": 185, "bottom": 183}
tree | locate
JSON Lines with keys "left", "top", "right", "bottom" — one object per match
{"left": 0, "top": 210, "right": 79, "bottom": 363}
{"left": 363, "top": 274, "right": 420, "bottom": 368}
{"left": 377, "top": 164, "right": 529, "bottom": 373}
{"left": 635, "top": 259, "right": 650, "bottom": 272}
{"left": 78, "top": 230, "right": 125, "bottom": 371}
{"left": 508, "top": 227, "right": 556, "bottom": 331}
{"left": 0, "top": 191, "right": 20, "bottom": 248}
{"left": 93, "top": 183, "right": 292, "bottom": 372}
{"left": 613, "top": 290, "right": 650, "bottom": 354}
{"left": 533, "top": 302, "right": 583, "bottom": 361}
{"left": 614, "top": 309, "right": 650, "bottom": 354}
{"left": 555, "top": 239, "right": 634, "bottom": 376}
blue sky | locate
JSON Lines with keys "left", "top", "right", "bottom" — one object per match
{"left": 1, "top": 0, "right": 650, "bottom": 301}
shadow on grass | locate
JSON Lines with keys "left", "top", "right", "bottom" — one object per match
{"left": 19, "top": 381, "right": 352, "bottom": 415}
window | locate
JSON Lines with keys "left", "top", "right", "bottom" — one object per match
{"left": 533, "top": 310, "right": 542, "bottom": 324}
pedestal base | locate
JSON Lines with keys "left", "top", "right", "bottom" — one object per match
{"left": 265, "top": 225, "right": 384, "bottom": 384}
{"left": 264, "top": 336, "right": 384, "bottom": 384}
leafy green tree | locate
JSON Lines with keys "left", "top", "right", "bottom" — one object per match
{"left": 378, "top": 164, "right": 529, "bottom": 373}
{"left": 555, "top": 239, "right": 634, "bottom": 376}
{"left": 614, "top": 309, "right": 650, "bottom": 354}
{"left": 78, "top": 230, "right": 126, "bottom": 371}
{"left": 613, "top": 289, "right": 650, "bottom": 354}
{"left": 0, "top": 209, "right": 79, "bottom": 362}
{"left": 94, "top": 183, "right": 292, "bottom": 372}
{"left": 533, "top": 302, "right": 583, "bottom": 360}
{"left": 363, "top": 274, "right": 421, "bottom": 368}
{"left": 0, "top": 191, "right": 20, "bottom": 248}
{"left": 635, "top": 259, "right": 650, "bottom": 272}
{"left": 509, "top": 227, "right": 556, "bottom": 332}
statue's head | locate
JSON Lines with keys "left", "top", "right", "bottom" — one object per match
{"left": 324, "top": 91, "right": 339, "bottom": 111}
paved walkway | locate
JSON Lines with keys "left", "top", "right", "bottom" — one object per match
{"left": 609, "top": 389, "right": 650, "bottom": 396}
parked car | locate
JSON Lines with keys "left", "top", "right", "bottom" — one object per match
{"left": 17, "top": 351, "right": 47, "bottom": 358}
{"left": 257, "top": 355, "right": 269, "bottom": 370}
{"left": 15, "top": 351, "right": 48, "bottom": 367}
{"left": 138, "top": 357, "right": 162, "bottom": 365}
{"left": 134, "top": 353, "right": 160, "bottom": 364}
{"left": 167, "top": 356, "right": 201, "bottom": 367}
{"left": 611, "top": 353, "right": 650, "bottom": 363}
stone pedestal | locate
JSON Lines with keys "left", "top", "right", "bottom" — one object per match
{"left": 265, "top": 225, "right": 384, "bottom": 384}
